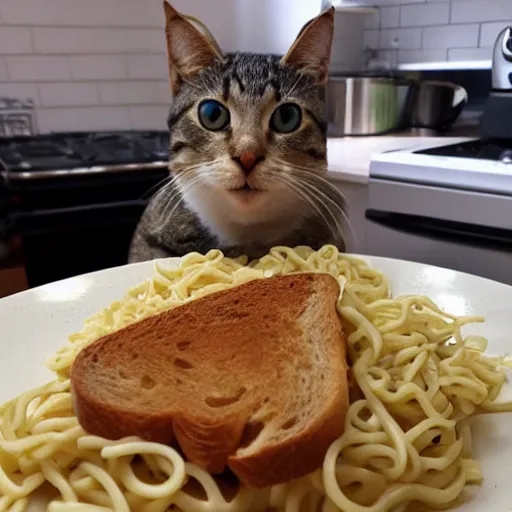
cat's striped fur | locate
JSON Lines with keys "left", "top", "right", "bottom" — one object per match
{"left": 129, "top": 3, "right": 346, "bottom": 263}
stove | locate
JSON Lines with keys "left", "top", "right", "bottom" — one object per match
{"left": 365, "top": 137, "right": 512, "bottom": 285}
{"left": 1, "top": 131, "right": 171, "bottom": 287}
{"left": 0, "top": 131, "right": 169, "bottom": 178}
{"left": 369, "top": 137, "right": 512, "bottom": 197}
{"left": 417, "top": 138, "right": 512, "bottom": 163}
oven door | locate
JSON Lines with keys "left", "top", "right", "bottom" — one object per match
{"left": 12, "top": 200, "right": 149, "bottom": 287}
{"left": 0, "top": 176, "right": 11, "bottom": 262}
{"left": 7, "top": 165, "right": 169, "bottom": 287}
{"left": 365, "top": 179, "right": 512, "bottom": 285}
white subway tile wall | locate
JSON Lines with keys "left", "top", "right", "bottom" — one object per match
{"left": 2, "top": 0, "right": 510, "bottom": 133}
{"left": 350, "top": 0, "right": 512, "bottom": 65}
{"left": 39, "top": 83, "right": 100, "bottom": 107}
{"left": 422, "top": 24, "right": 479, "bottom": 50}
{"left": 0, "top": 59, "right": 8, "bottom": 82}
{"left": 0, "top": 0, "right": 368, "bottom": 133}
{"left": 0, "top": 0, "right": 171, "bottom": 133}
{"left": 379, "top": 28, "right": 422, "bottom": 50}
{"left": 380, "top": 7, "right": 400, "bottom": 29}
{"left": 0, "top": 0, "right": 352, "bottom": 133}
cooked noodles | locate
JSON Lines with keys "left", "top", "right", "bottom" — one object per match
{"left": 0, "top": 245, "right": 511, "bottom": 511}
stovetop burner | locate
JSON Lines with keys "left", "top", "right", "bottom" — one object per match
{"left": 0, "top": 131, "right": 170, "bottom": 172}
{"left": 416, "top": 139, "right": 512, "bottom": 164}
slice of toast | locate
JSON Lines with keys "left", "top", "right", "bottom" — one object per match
{"left": 71, "top": 273, "right": 349, "bottom": 488}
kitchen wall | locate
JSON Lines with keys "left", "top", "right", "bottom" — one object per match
{"left": 0, "top": 0, "right": 329, "bottom": 134}
{"left": 340, "top": 0, "right": 512, "bottom": 66}
{"left": 0, "top": 0, "right": 169, "bottom": 132}
{"left": 0, "top": 0, "right": 176, "bottom": 133}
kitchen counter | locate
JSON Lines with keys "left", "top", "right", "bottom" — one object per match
{"left": 327, "top": 136, "right": 474, "bottom": 184}
{"left": 324, "top": 133, "right": 476, "bottom": 256}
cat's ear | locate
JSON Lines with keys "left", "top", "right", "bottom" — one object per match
{"left": 281, "top": 7, "right": 335, "bottom": 83}
{"left": 163, "top": 2, "right": 224, "bottom": 95}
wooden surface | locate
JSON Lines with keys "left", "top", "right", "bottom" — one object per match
{"left": 0, "top": 267, "right": 28, "bottom": 298}
{"left": 0, "top": 236, "right": 28, "bottom": 299}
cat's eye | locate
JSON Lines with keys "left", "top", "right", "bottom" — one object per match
{"left": 270, "top": 103, "right": 302, "bottom": 133}
{"left": 198, "top": 100, "right": 230, "bottom": 131}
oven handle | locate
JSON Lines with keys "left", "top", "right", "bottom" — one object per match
{"left": 9, "top": 199, "right": 150, "bottom": 235}
{"left": 365, "top": 209, "right": 512, "bottom": 251}
{"left": 1, "top": 162, "right": 169, "bottom": 182}
{"left": 12, "top": 200, "right": 149, "bottom": 219}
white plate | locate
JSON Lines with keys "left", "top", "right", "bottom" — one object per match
{"left": 1, "top": 256, "right": 512, "bottom": 510}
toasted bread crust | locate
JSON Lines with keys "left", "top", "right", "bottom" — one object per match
{"left": 71, "top": 273, "right": 349, "bottom": 487}
{"left": 228, "top": 381, "right": 349, "bottom": 487}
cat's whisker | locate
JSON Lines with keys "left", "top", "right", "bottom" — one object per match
{"left": 153, "top": 169, "right": 203, "bottom": 211}
{"left": 270, "top": 158, "right": 354, "bottom": 247}
{"left": 142, "top": 167, "right": 198, "bottom": 200}
{"left": 274, "top": 158, "right": 349, "bottom": 204}
{"left": 294, "top": 175, "right": 347, "bottom": 218}
{"left": 296, "top": 181, "right": 348, "bottom": 232}
{"left": 154, "top": 175, "right": 206, "bottom": 230}
{"left": 153, "top": 159, "right": 222, "bottom": 209}
{"left": 282, "top": 74, "right": 303, "bottom": 100}
{"left": 299, "top": 174, "right": 348, "bottom": 205}
{"left": 141, "top": 175, "right": 172, "bottom": 200}
{"left": 290, "top": 178, "right": 346, "bottom": 244}
{"left": 170, "top": 158, "right": 223, "bottom": 173}
{"left": 160, "top": 173, "right": 204, "bottom": 208}
{"left": 293, "top": 176, "right": 357, "bottom": 248}
{"left": 273, "top": 157, "right": 334, "bottom": 180}
{"left": 277, "top": 162, "right": 353, "bottom": 238}
{"left": 273, "top": 160, "right": 347, "bottom": 214}
{"left": 151, "top": 169, "right": 196, "bottom": 211}
{"left": 269, "top": 171, "right": 341, "bottom": 245}
{"left": 166, "top": 176, "right": 208, "bottom": 219}
{"left": 269, "top": 172, "right": 323, "bottom": 217}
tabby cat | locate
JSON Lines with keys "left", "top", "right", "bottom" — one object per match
{"left": 129, "top": 2, "right": 347, "bottom": 263}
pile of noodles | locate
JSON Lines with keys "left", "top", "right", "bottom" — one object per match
{"left": 0, "top": 245, "right": 511, "bottom": 512}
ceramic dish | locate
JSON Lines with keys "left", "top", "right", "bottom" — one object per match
{"left": 1, "top": 256, "right": 511, "bottom": 510}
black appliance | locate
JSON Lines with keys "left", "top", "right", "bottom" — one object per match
{"left": 414, "top": 26, "right": 512, "bottom": 160}
{"left": 481, "top": 26, "right": 512, "bottom": 139}
{"left": 417, "top": 139, "right": 512, "bottom": 162}
{"left": 0, "top": 131, "right": 170, "bottom": 287}
{"left": 0, "top": 178, "right": 10, "bottom": 263}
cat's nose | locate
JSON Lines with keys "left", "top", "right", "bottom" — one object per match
{"left": 232, "top": 152, "right": 264, "bottom": 175}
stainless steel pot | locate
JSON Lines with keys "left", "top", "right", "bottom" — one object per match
{"left": 326, "top": 76, "right": 414, "bottom": 136}
{"left": 326, "top": 76, "right": 468, "bottom": 136}
{"left": 412, "top": 81, "right": 468, "bottom": 131}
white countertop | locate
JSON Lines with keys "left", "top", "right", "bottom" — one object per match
{"left": 327, "top": 136, "right": 473, "bottom": 184}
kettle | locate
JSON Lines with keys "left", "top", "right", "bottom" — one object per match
{"left": 481, "top": 26, "right": 512, "bottom": 140}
